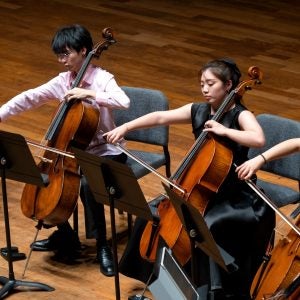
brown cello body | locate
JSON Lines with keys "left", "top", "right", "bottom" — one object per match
{"left": 140, "top": 137, "right": 233, "bottom": 265}
{"left": 20, "top": 28, "right": 115, "bottom": 227}
{"left": 251, "top": 216, "right": 300, "bottom": 300}
{"left": 21, "top": 101, "right": 99, "bottom": 226}
{"left": 139, "top": 66, "right": 263, "bottom": 266}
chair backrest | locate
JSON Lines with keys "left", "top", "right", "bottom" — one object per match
{"left": 248, "top": 114, "right": 300, "bottom": 181}
{"left": 114, "top": 86, "right": 169, "bottom": 147}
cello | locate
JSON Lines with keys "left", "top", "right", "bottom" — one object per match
{"left": 20, "top": 28, "right": 116, "bottom": 227}
{"left": 138, "top": 66, "right": 264, "bottom": 265}
{"left": 250, "top": 198, "right": 300, "bottom": 300}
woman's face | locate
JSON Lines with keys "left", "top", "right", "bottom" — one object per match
{"left": 200, "top": 69, "right": 232, "bottom": 110}
{"left": 56, "top": 46, "right": 86, "bottom": 74}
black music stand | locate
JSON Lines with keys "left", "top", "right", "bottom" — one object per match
{"left": 72, "top": 147, "right": 153, "bottom": 300}
{"left": 162, "top": 183, "right": 238, "bottom": 284}
{"left": 0, "top": 131, "right": 54, "bottom": 298}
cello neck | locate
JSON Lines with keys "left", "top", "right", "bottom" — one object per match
{"left": 45, "top": 51, "right": 94, "bottom": 141}
{"left": 71, "top": 51, "right": 94, "bottom": 89}
{"left": 45, "top": 28, "right": 116, "bottom": 142}
{"left": 171, "top": 65, "right": 262, "bottom": 182}
{"left": 171, "top": 89, "right": 236, "bottom": 181}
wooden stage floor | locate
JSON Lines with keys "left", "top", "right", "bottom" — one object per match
{"left": 0, "top": 0, "right": 299, "bottom": 299}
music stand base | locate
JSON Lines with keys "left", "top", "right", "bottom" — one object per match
{"left": 0, "top": 276, "right": 54, "bottom": 298}
{"left": 128, "top": 295, "right": 151, "bottom": 300}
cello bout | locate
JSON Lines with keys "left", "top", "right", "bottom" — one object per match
{"left": 20, "top": 99, "right": 99, "bottom": 226}
{"left": 139, "top": 197, "right": 191, "bottom": 265}
{"left": 251, "top": 216, "right": 300, "bottom": 300}
{"left": 21, "top": 184, "right": 39, "bottom": 220}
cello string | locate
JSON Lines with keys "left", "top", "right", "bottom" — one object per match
{"left": 273, "top": 205, "right": 299, "bottom": 242}
{"left": 116, "top": 139, "right": 300, "bottom": 236}
{"left": 172, "top": 67, "right": 262, "bottom": 181}
{"left": 171, "top": 90, "right": 235, "bottom": 180}
{"left": 45, "top": 28, "right": 115, "bottom": 143}
{"left": 113, "top": 68, "right": 264, "bottom": 202}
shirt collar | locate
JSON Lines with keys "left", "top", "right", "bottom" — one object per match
{"left": 68, "top": 64, "right": 95, "bottom": 89}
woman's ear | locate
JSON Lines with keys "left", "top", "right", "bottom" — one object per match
{"left": 226, "top": 80, "right": 233, "bottom": 92}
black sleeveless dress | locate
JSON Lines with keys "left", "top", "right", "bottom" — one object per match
{"left": 190, "top": 102, "right": 275, "bottom": 299}
{"left": 119, "top": 102, "right": 275, "bottom": 300}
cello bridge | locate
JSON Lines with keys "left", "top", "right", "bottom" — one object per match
{"left": 34, "top": 155, "right": 53, "bottom": 164}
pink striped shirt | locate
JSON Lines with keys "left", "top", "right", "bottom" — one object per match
{"left": 0, "top": 64, "right": 130, "bottom": 156}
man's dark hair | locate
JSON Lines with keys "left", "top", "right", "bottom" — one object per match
{"left": 51, "top": 24, "right": 93, "bottom": 55}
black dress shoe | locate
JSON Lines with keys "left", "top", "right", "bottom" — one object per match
{"left": 97, "top": 245, "right": 115, "bottom": 277}
{"left": 30, "top": 229, "right": 63, "bottom": 251}
{"left": 31, "top": 229, "right": 81, "bottom": 253}
{"left": 31, "top": 238, "right": 57, "bottom": 251}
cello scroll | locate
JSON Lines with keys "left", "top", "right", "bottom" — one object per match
{"left": 235, "top": 66, "right": 262, "bottom": 97}
{"left": 92, "top": 27, "right": 116, "bottom": 59}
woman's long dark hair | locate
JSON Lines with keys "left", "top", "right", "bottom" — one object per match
{"left": 199, "top": 58, "right": 242, "bottom": 91}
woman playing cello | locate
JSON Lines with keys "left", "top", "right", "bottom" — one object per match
{"left": 104, "top": 58, "right": 275, "bottom": 299}
{"left": 0, "top": 24, "right": 130, "bottom": 277}
{"left": 236, "top": 138, "right": 300, "bottom": 300}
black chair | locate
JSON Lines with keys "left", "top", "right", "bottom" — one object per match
{"left": 112, "top": 86, "right": 171, "bottom": 234}
{"left": 115, "top": 86, "right": 171, "bottom": 179}
{"left": 248, "top": 114, "right": 300, "bottom": 207}
{"left": 73, "top": 87, "right": 171, "bottom": 239}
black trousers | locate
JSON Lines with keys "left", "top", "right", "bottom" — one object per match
{"left": 58, "top": 152, "right": 127, "bottom": 245}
